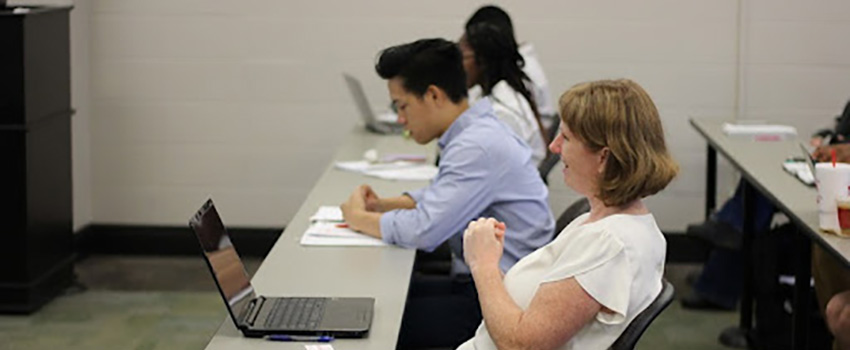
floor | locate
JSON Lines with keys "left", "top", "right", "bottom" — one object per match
{"left": 0, "top": 257, "right": 738, "bottom": 350}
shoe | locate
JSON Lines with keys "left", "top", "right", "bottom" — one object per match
{"left": 686, "top": 219, "right": 742, "bottom": 250}
{"left": 685, "top": 270, "right": 700, "bottom": 287}
{"left": 680, "top": 292, "right": 736, "bottom": 311}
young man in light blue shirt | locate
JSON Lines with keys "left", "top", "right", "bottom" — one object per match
{"left": 340, "top": 38, "right": 554, "bottom": 349}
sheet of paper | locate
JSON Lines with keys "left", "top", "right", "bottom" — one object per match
{"left": 300, "top": 222, "right": 388, "bottom": 247}
{"left": 334, "top": 160, "right": 424, "bottom": 173}
{"left": 305, "top": 344, "right": 335, "bottom": 350}
{"left": 309, "top": 206, "right": 343, "bottom": 222}
{"left": 363, "top": 165, "right": 438, "bottom": 181}
{"left": 782, "top": 161, "right": 815, "bottom": 186}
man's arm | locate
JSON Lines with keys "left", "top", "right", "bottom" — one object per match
{"left": 341, "top": 185, "right": 416, "bottom": 239}
{"left": 372, "top": 194, "right": 416, "bottom": 212}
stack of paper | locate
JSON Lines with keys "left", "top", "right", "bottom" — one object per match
{"left": 309, "top": 206, "right": 344, "bottom": 222}
{"left": 301, "top": 206, "right": 388, "bottom": 247}
{"left": 335, "top": 160, "right": 437, "bottom": 181}
{"left": 722, "top": 123, "right": 797, "bottom": 141}
{"left": 300, "top": 222, "right": 387, "bottom": 247}
{"left": 782, "top": 161, "right": 815, "bottom": 186}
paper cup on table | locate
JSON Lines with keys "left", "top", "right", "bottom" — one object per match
{"left": 816, "top": 162, "right": 850, "bottom": 234}
{"left": 837, "top": 195, "right": 850, "bottom": 238}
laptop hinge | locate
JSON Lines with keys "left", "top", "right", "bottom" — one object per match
{"left": 240, "top": 296, "right": 265, "bottom": 327}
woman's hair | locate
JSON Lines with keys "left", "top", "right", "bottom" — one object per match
{"left": 559, "top": 79, "right": 679, "bottom": 206}
{"left": 464, "top": 22, "right": 547, "bottom": 143}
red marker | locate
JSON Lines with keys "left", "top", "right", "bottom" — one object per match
{"left": 335, "top": 223, "right": 349, "bottom": 228}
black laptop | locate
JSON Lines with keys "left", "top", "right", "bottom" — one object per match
{"left": 189, "top": 198, "right": 374, "bottom": 338}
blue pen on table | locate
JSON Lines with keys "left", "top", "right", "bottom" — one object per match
{"left": 266, "top": 334, "right": 334, "bottom": 342}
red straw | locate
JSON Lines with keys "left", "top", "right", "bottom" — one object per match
{"left": 832, "top": 148, "right": 837, "bottom": 167}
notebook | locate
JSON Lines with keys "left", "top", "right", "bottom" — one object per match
{"left": 343, "top": 73, "right": 404, "bottom": 135}
{"left": 189, "top": 199, "right": 374, "bottom": 338}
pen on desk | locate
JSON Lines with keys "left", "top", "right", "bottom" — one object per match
{"left": 335, "top": 223, "right": 349, "bottom": 228}
{"left": 266, "top": 334, "right": 334, "bottom": 342}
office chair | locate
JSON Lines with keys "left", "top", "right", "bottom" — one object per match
{"left": 538, "top": 121, "right": 562, "bottom": 184}
{"left": 554, "top": 197, "right": 590, "bottom": 237}
{"left": 610, "top": 279, "right": 675, "bottom": 350}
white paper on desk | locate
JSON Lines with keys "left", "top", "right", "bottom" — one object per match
{"left": 722, "top": 123, "right": 797, "bottom": 141}
{"left": 364, "top": 165, "right": 438, "bottom": 181}
{"left": 300, "top": 222, "right": 388, "bottom": 247}
{"left": 782, "top": 162, "right": 815, "bottom": 185}
{"left": 335, "top": 160, "right": 424, "bottom": 173}
{"left": 309, "top": 206, "right": 343, "bottom": 222}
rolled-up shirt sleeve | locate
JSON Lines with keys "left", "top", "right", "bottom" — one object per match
{"left": 380, "top": 144, "right": 499, "bottom": 251}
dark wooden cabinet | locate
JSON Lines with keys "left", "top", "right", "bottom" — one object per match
{"left": 0, "top": 6, "right": 74, "bottom": 313}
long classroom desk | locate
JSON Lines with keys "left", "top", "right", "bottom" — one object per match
{"left": 691, "top": 119, "right": 850, "bottom": 350}
{"left": 204, "top": 127, "right": 435, "bottom": 350}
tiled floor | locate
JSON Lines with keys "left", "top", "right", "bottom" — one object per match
{"left": 0, "top": 257, "right": 738, "bottom": 350}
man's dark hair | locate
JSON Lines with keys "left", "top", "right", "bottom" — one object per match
{"left": 465, "top": 5, "right": 515, "bottom": 39}
{"left": 375, "top": 38, "right": 467, "bottom": 103}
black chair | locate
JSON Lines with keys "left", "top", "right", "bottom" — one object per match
{"left": 610, "top": 279, "right": 675, "bottom": 350}
{"left": 554, "top": 197, "right": 590, "bottom": 236}
{"left": 538, "top": 121, "right": 562, "bottom": 184}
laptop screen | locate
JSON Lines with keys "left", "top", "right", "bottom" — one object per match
{"left": 190, "top": 199, "right": 256, "bottom": 324}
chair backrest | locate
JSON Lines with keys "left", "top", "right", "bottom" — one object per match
{"left": 554, "top": 197, "right": 590, "bottom": 236}
{"left": 537, "top": 120, "right": 562, "bottom": 184}
{"left": 538, "top": 153, "right": 561, "bottom": 185}
{"left": 610, "top": 279, "right": 675, "bottom": 350}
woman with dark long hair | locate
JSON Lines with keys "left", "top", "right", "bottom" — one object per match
{"left": 460, "top": 22, "right": 548, "bottom": 165}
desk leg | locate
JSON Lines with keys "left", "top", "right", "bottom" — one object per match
{"left": 740, "top": 180, "right": 755, "bottom": 332}
{"left": 706, "top": 145, "right": 717, "bottom": 220}
{"left": 719, "top": 180, "right": 756, "bottom": 349}
{"left": 791, "top": 229, "right": 812, "bottom": 349}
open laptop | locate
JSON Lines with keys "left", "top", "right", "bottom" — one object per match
{"left": 343, "top": 73, "right": 404, "bottom": 135}
{"left": 189, "top": 198, "right": 374, "bottom": 338}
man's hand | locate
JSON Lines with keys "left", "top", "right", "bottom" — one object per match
{"left": 463, "top": 217, "right": 506, "bottom": 274}
{"left": 813, "top": 143, "right": 850, "bottom": 163}
{"left": 340, "top": 185, "right": 368, "bottom": 230}
{"left": 827, "top": 290, "right": 850, "bottom": 350}
{"left": 361, "top": 185, "right": 383, "bottom": 212}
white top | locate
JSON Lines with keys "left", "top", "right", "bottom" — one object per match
{"left": 457, "top": 212, "right": 667, "bottom": 350}
{"left": 469, "top": 81, "right": 547, "bottom": 165}
{"left": 519, "top": 43, "right": 557, "bottom": 123}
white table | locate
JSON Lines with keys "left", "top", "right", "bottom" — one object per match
{"left": 204, "top": 128, "right": 435, "bottom": 349}
{"left": 691, "top": 119, "right": 850, "bottom": 350}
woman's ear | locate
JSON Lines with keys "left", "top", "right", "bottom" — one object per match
{"left": 596, "top": 147, "right": 610, "bottom": 174}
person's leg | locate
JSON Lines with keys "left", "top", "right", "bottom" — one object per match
{"left": 684, "top": 248, "right": 742, "bottom": 310}
{"left": 396, "top": 275, "right": 482, "bottom": 349}
{"left": 691, "top": 180, "right": 775, "bottom": 250}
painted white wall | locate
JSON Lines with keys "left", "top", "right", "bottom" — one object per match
{"left": 60, "top": 0, "right": 850, "bottom": 231}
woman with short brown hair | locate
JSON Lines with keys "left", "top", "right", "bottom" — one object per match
{"left": 459, "top": 79, "right": 678, "bottom": 350}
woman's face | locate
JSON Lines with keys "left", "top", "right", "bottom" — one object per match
{"left": 548, "top": 122, "right": 606, "bottom": 197}
{"left": 458, "top": 35, "right": 479, "bottom": 89}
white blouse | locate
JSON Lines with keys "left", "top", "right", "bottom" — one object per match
{"left": 457, "top": 212, "right": 666, "bottom": 350}
{"left": 469, "top": 81, "right": 546, "bottom": 165}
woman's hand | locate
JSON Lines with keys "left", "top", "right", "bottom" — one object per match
{"left": 463, "top": 217, "right": 507, "bottom": 273}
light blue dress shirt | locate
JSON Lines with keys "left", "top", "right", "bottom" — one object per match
{"left": 380, "top": 99, "right": 555, "bottom": 272}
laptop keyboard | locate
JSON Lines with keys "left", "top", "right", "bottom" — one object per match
{"left": 265, "top": 297, "right": 327, "bottom": 330}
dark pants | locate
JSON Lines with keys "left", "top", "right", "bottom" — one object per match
{"left": 694, "top": 180, "right": 775, "bottom": 308}
{"left": 396, "top": 274, "right": 482, "bottom": 350}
